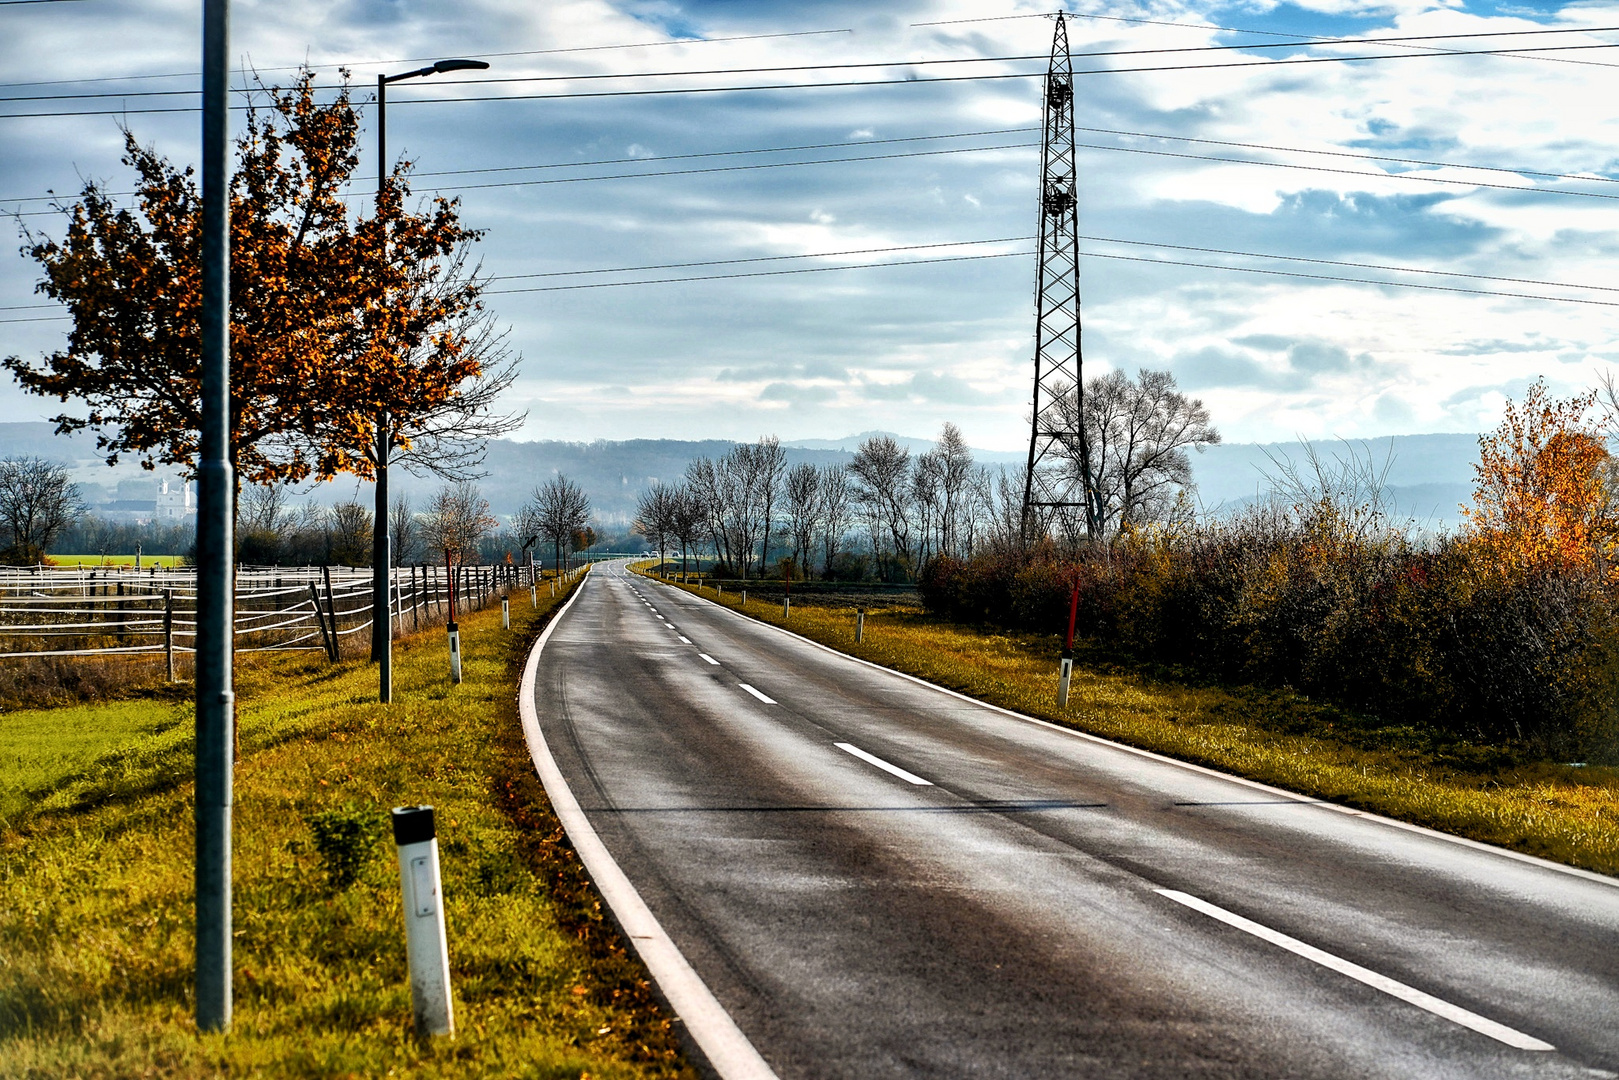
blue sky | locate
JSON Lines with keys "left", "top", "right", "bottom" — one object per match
{"left": 2, "top": 0, "right": 1617, "bottom": 452}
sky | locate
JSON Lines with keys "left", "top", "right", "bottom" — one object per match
{"left": 2, "top": 0, "right": 1618, "bottom": 453}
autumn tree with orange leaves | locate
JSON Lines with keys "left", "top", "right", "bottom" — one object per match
{"left": 1464, "top": 379, "right": 1619, "bottom": 577}
{"left": 4, "top": 70, "right": 520, "bottom": 491}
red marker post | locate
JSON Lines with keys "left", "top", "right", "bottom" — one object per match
{"left": 1058, "top": 577, "right": 1080, "bottom": 707}
{"left": 445, "top": 549, "right": 462, "bottom": 684}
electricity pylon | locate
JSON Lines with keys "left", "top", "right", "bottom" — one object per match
{"left": 1020, "top": 12, "right": 1098, "bottom": 544}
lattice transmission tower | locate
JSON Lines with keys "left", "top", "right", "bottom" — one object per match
{"left": 1020, "top": 13, "right": 1098, "bottom": 543}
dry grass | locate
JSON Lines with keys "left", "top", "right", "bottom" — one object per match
{"left": 0, "top": 573, "right": 694, "bottom": 1079}
{"left": 656, "top": 570, "right": 1619, "bottom": 877}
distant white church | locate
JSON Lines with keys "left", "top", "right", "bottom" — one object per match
{"left": 154, "top": 478, "right": 193, "bottom": 521}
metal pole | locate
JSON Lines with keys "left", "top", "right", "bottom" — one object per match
{"left": 195, "top": 0, "right": 234, "bottom": 1033}
{"left": 371, "top": 73, "right": 393, "bottom": 700}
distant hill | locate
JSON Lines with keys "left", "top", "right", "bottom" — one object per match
{"left": 1189, "top": 433, "right": 1480, "bottom": 528}
{"left": 0, "top": 423, "right": 1482, "bottom": 527}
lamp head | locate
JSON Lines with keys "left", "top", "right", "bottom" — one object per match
{"left": 432, "top": 58, "right": 490, "bottom": 74}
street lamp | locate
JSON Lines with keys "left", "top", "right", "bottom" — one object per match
{"left": 372, "top": 57, "right": 489, "bottom": 704}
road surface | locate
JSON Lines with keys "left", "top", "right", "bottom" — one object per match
{"left": 527, "top": 561, "right": 1619, "bottom": 1079}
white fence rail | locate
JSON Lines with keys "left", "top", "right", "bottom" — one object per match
{"left": 0, "top": 561, "right": 559, "bottom": 662}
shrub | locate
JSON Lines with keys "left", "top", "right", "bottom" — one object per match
{"left": 923, "top": 510, "right": 1619, "bottom": 762}
{"left": 305, "top": 803, "right": 387, "bottom": 889}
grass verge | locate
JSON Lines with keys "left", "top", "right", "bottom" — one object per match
{"left": 0, "top": 572, "right": 695, "bottom": 1079}
{"left": 641, "top": 567, "right": 1619, "bottom": 878}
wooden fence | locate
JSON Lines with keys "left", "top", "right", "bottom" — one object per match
{"left": 0, "top": 561, "right": 566, "bottom": 663}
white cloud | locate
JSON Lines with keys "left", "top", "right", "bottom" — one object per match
{"left": 3, "top": 0, "right": 1619, "bottom": 452}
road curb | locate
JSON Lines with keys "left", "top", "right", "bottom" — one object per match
{"left": 644, "top": 569, "right": 1619, "bottom": 892}
{"left": 517, "top": 566, "right": 781, "bottom": 1080}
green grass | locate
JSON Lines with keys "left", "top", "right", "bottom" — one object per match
{"left": 0, "top": 698, "right": 191, "bottom": 823}
{"left": 0, "top": 575, "right": 694, "bottom": 1079}
{"left": 647, "top": 567, "right": 1619, "bottom": 878}
{"left": 47, "top": 554, "right": 187, "bottom": 567}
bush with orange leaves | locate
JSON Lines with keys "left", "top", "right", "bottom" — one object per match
{"left": 1463, "top": 379, "right": 1619, "bottom": 579}
{"left": 922, "top": 389, "right": 1619, "bottom": 760}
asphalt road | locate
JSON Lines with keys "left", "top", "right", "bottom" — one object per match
{"left": 529, "top": 561, "right": 1619, "bottom": 1079}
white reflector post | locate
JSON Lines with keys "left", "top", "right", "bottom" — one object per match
{"left": 502, "top": 595, "right": 509, "bottom": 629}
{"left": 1057, "top": 653, "right": 1074, "bottom": 708}
{"left": 447, "top": 621, "right": 462, "bottom": 684}
{"left": 392, "top": 805, "right": 454, "bottom": 1037}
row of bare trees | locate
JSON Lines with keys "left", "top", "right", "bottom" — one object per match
{"left": 629, "top": 369, "right": 1216, "bottom": 581}
{"left": 237, "top": 481, "right": 500, "bottom": 568}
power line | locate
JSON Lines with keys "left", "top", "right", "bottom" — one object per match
{"left": 8, "top": 41, "right": 1619, "bottom": 121}
{"left": 15, "top": 125, "right": 1619, "bottom": 217}
{"left": 1074, "top": 140, "right": 1619, "bottom": 201}
{"left": 9, "top": 231, "right": 1619, "bottom": 313}
{"left": 1081, "top": 249, "right": 1619, "bottom": 309}
{"left": 491, "top": 236, "right": 1035, "bottom": 280}
{"left": 1077, "top": 126, "right": 1619, "bottom": 187}
{"left": 483, "top": 250, "right": 1034, "bottom": 294}
{"left": 1079, "top": 234, "right": 1619, "bottom": 294}
{"left": 0, "top": 28, "right": 858, "bottom": 91}
{"left": 424, "top": 140, "right": 1037, "bottom": 193}
{"left": 15, "top": 26, "right": 1619, "bottom": 105}
{"left": 0, "top": 126, "right": 1041, "bottom": 205}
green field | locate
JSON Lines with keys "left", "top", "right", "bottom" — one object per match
{"left": 0, "top": 572, "right": 693, "bottom": 1079}
{"left": 645, "top": 566, "right": 1619, "bottom": 878}
{"left": 47, "top": 554, "right": 188, "bottom": 568}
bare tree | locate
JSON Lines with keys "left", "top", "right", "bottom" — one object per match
{"left": 669, "top": 484, "right": 707, "bottom": 579}
{"left": 817, "top": 463, "right": 853, "bottom": 578}
{"left": 327, "top": 500, "right": 373, "bottom": 566}
{"left": 0, "top": 456, "right": 83, "bottom": 563}
{"left": 686, "top": 444, "right": 770, "bottom": 578}
{"left": 737, "top": 436, "right": 786, "bottom": 577}
{"left": 784, "top": 462, "right": 822, "bottom": 579}
{"left": 633, "top": 483, "right": 675, "bottom": 568}
{"left": 1056, "top": 368, "right": 1219, "bottom": 538}
{"left": 934, "top": 423, "right": 976, "bottom": 558}
{"left": 849, "top": 435, "right": 914, "bottom": 580}
{"left": 239, "top": 482, "right": 289, "bottom": 533}
{"left": 390, "top": 494, "right": 420, "bottom": 565}
{"left": 523, "top": 475, "right": 590, "bottom": 576}
{"left": 422, "top": 481, "right": 498, "bottom": 564}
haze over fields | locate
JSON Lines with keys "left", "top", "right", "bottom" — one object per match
{"left": 0, "top": 422, "right": 1480, "bottom": 529}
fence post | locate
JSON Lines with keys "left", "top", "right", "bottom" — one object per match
{"left": 165, "top": 589, "right": 175, "bottom": 681}
{"left": 322, "top": 566, "right": 339, "bottom": 659}
{"left": 308, "top": 583, "right": 335, "bottom": 661}
{"left": 444, "top": 551, "right": 462, "bottom": 684}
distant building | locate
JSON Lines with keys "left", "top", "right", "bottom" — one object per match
{"left": 155, "top": 478, "right": 192, "bottom": 521}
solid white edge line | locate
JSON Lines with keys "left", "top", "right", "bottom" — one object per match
{"left": 834, "top": 741, "right": 934, "bottom": 786}
{"left": 738, "top": 682, "right": 777, "bottom": 704}
{"left": 640, "top": 574, "right": 1619, "bottom": 891}
{"left": 1155, "top": 890, "right": 1554, "bottom": 1051}
{"left": 699, "top": 653, "right": 720, "bottom": 665}
{"left": 519, "top": 568, "right": 781, "bottom": 1080}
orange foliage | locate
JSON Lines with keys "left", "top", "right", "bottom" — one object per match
{"left": 4, "top": 71, "right": 483, "bottom": 487}
{"left": 1464, "top": 379, "right": 1619, "bottom": 576}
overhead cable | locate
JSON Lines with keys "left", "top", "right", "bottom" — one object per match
{"left": 7, "top": 42, "right": 1619, "bottom": 121}
{"left": 12, "top": 26, "right": 1619, "bottom": 104}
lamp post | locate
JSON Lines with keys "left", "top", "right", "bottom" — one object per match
{"left": 372, "top": 57, "right": 489, "bottom": 703}
{"left": 196, "top": 0, "right": 234, "bottom": 1032}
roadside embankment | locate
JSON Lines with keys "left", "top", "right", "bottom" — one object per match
{"left": 0, "top": 570, "right": 694, "bottom": 1079}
